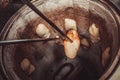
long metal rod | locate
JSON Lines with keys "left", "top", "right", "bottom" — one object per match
{"left": 0, "top": 38, "right": 59, "bottom": 45}
{"left": 21, "top": 0, "right": 72, "bottom": 42}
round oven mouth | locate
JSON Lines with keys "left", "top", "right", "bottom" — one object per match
{"left": 0, "top": 0, "right": 120, "bottom": 80}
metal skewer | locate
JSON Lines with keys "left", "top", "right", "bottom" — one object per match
{"left": 0, "top": 38, "right": 59, "bottom": 45}
{"left": 20, "top": 0, "right": 72, "bottom": 42}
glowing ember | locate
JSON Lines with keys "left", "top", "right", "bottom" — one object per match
{"left": 36, "top": 24, "right": 50, "bottom": 38}
{"left": 102, "top": 47, "right": 110, "bottom": 67}
{"left": 89, "top": 23, "right": 100, "bottom": 43}
{"left": 64, "top": 30, "right": 80, "bottom": 59}
{"left": 64, "top": 18, "right": 77, "bottom": 31}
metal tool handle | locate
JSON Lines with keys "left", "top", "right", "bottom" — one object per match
{"left": 0, "top": 38, "right": 59, "bottom": 45}
{"left": 20, "top": 0, "right": 72, "bottom": 42}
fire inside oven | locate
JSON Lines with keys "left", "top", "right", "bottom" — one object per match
{"left": 0, "top": 0, "right": 120, "bottom": 80}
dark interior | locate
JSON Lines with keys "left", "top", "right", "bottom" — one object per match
{"left": 0, "top": 0, "right": 119, "bottom": 80}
